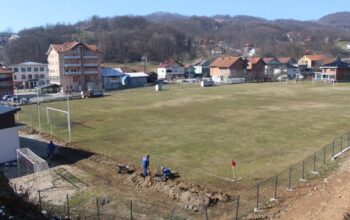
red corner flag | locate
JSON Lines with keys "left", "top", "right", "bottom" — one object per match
{"left": 231, "top": 160, "right": 237, "bottom": 167}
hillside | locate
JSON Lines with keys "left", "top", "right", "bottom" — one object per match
{"left": 2, "top": 11, "right": 350, "bottom": 65}
{"left": 319, "top": 12, "right": 350, "bottom": 29}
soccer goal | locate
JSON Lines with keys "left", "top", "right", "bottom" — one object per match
{"left": 16, "top": 148, "right": 53, "bottom": 195}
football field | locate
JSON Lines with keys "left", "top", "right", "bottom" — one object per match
{"left": 18, "top": 82, "right": 350, "bottom": 191}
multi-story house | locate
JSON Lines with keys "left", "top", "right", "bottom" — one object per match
{"left": 46, "top": 42, "right": 102, "bottom": 93}
{"left": 246, "top": 57, "right": 265, "bottom": 82}
{"left": 210, "top": 56, "right": 247, "bottom": 82}
{"left": 157, "top": 60, "right": 185, "bottom": 80}
{"left": 317, "top": 58, "right": 350, "bottom": 82}
{"left": 0, "top": 65, "right": 13, "bottom": 97}
{"left": 10, "top": 62, "right": 48, "bottom": 89}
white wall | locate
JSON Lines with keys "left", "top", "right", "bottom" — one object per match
{"left": 0, "top": 126, "right": 21, "bottom": 163}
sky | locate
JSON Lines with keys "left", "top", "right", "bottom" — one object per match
{"left": 1, "top": 0, "right": 350, "bottom": 32}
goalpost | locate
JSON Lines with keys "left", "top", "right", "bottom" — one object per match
{"left": 45, "top": 97, "right": 72, "bottom": 142}
{"left": 16, "top": 148, "right": 54, "bottom": 196}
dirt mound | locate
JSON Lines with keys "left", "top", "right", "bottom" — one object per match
{"left": 126, "top": 173, "right": 232, "bottom": 211}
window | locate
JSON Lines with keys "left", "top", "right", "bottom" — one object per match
{"left": 40, "top": 67, "right": 44, "bottom": 72}
{"left": 34, "top": 67, "right": 38, "bottom": 72}
{"left": 28, "top": 74, "right": 32, "bottom": 79}
{"left": 27, "top": 67, "right": 32, "bottom": 72}
{"left": 21, "top": 75, "right": 26, "bottom": 80}
{"left": 35, "top": 74, "right": 39, "bottom": 79}
{"left": 13, "top": 75, "right": 17, "bottom": 80}
{"left": 21, "top": 67, "right": 26, "bottom": 72}
{"left": 13, "top": 67, "right": 18, "bottom": 72}
{"left": 40, "top": 74, "right": 45, "bottom": 79}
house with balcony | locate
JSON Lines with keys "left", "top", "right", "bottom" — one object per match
{"left": 46, "top": 42, "right": 102, "bottom": 93}
{"left": 262, "top": 58, "right": 283, "bottom": 81}
{"left": 0, "top": 65, "right": 14, "bottom": 97}
{"left": 210, "top": 56, "right": 247, "bottom": 82}
{"left": 157, "top": 60, "right": 185, "bottom": 80}
{"left": 10, "top": 62, "right": 48, "bottom": 89}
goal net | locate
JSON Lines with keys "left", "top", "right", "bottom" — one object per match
{"left": 16, "top": 148, "right": 53, "bottom": 196}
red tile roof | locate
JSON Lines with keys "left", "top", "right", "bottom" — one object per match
{"left": 278, "top": 57, "right": 295, "bottom": 64}
{"left": 304, "top": 55, "right": 328, "bottom": 61}
{"left": 50, "top": 42, "right": 100, "bottom": 53}
{"left": 210, "top": 56, "right": 242, "bottom": 68}
{"left": 159, "top": 60, "right": 184, "bottom": 68}
{"left": 262, "top": 57, "right": 276, "bottom": 63}
{"left": 247, "top": 57, "right": 264, "bottom": 69}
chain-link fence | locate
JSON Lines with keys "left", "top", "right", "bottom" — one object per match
{"left": 231, "top": 132, "right": 350, "bottom": 219}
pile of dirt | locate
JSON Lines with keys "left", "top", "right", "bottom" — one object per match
{"left": 0, "top": 171, "right": 48, "bottom": 220}
{"left": 126, "top": 173, "right": 232, "bottom": 211}
{"left": 84, "top": 154, "right": 233, "bottom": 211}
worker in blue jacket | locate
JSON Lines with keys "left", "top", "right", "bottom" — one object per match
{"left": 160, "top": 165, "right": 172, "bottom": 180}
{"left": 141, "top": 155, "right": 150, "bottom": 177}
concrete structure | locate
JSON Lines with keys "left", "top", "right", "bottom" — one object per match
{"left": 0, "top": 106, "right": 22, "bottom": 163}
{"left": 210, "top": 56, "right": 247, "bottom": 82}
{"left": 317, "top": 59, "right": 350, "bottom": 81}
{"left": 46, "top": 42, "right": 102, "bottom": 93}
{"left": 157, "top": 60, "right": 185, "bottom": 80}
{"left": 0, "top": 65, "right": 13, "bottom": 97}
{"left": 10, "top": 62, "right": 48, "bottom": 89}
{"left": 246, "top": 57, "right": 265, "bottom": 82}
{"left": 101, "top": 67, "right": 124, "bottom": 90}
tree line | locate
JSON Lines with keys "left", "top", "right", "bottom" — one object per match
{"left": 2, "top": 13, "right": 350, "bottom": 65}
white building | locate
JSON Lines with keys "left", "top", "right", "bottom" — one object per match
{"left": 10, "top": 62, "right": 49, "bottom": 89}
{"left": 0, "top": 106, "right": 22, "bottom": 163}
{"left": 157, "top": 60, "right": 185, "bottom": 80}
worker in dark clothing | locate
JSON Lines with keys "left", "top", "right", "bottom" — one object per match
{"left": 160, "top": 165, "right": 172, "bottom": 180}
{"left": 47, "top": 140, "right": 56, "bottom": 160}
{"left": 141, "top": 155, "right": 150, "bottom": 177}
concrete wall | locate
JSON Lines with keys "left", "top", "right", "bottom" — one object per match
{"left": 0, "top": 126, "right": 21, "bottom": 163}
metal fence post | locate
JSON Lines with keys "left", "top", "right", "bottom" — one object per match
{"left": 323, "top": 146, "right": 326, "bottom": 165}
{"left": 96, "top": 198, "right": 100, "bottom": 220}
{"left": 235, "top": 195, "right": 240, "bottom": 220}
{"left": 274, "top": 175, "right": 278, "bottom": 199}
{"left": 66, "top": 194, "right": 70, "bottom": 219}
{"left": 288, "top": 167, "right": 292, "bottom": 190}
{"left": 313, "top": 153, "right": 317, "bottom": 174}
{"left": 204, "top": 206, "right": 209, "bottom": 220}
{"left": 130, "top": 200, "right": 133, "bottom": 220}
{"left": 301, "top": 160, "right": 305, "bottom": 181}
{"left": 256, "top": 183, "right": 260, "bottom": 210}
{"left": 332, "top": 139, "right": 335, "bottom": 157}
{"left": 341, "top": 135, "right": 343, "bottom": 151}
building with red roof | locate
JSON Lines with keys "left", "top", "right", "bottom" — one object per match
{"left": 157, "top": 60, "right": 185, "bottom": 80}
{"left": 46, "top": 42, "right": 102, "bottom": 92}
{"left": 246, "top": 57, "right": 265, "bottom": 82}
{"left": 210, "top": 56, "right": 247, "bottom": 82}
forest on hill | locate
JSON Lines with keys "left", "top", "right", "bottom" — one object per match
{"left": 2, "top": 11, "right": 350, "bottom": 65}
